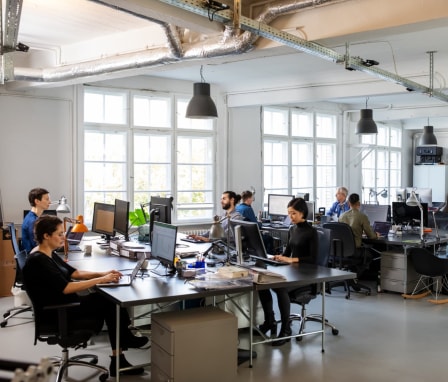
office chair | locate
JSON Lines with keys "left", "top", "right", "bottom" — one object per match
{"left": 323, "top": 222, "right": 372, "bottom": 299}
{"left": 288, "top": 227, "right": 339, "bottom": 340}
{"left": 1, "top": 223, "right": 33, "bottom": 328}
{"left": 21, "top": 251, "right": 109, "bottom": 382}
{"left": 402, "top": 247, "right": 448, "bottom": 304}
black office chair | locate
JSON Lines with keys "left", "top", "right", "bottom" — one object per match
{"left": 1, "top": 223, "right": 33, "bottom": 328}
{"left": 22, "top": 251, "right": 109, "bottom": 382}
{"left": 323, "top": 222, "right": 371, "bottom": 299}
{"left": 402, "top": 247, "right": 448, "bottom": 304}
{"left": 288, "top": 227, "right": 339, "bottom": 340}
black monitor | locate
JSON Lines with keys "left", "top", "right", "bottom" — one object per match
{"left": 360, "top": 204, "right": 390, "bottom": 223}
{"left": 230, "top": 219, "right": 267, "bottom": 261}
{"left": 113, "top": 199, "right": 130, "bottom": 241}
{"left": 150, "top": 221, "right": 178, "bottom": 275}
{"left": 392, "top": 202, "right": 429, "bottom": 227}
{"left": 23, "top": 209, "right": 57, "bottom": 219}
{"left": 150, "top": 196, "right": 173, "bottom": 224}
{"left": 267, "top": 194, "right": 294, "bottom": 221}
{"left": 91, "top": 202, "right": 115, "bottom": 242}
{"left": 305, "top": 201, "right": 315, "bottom": 222}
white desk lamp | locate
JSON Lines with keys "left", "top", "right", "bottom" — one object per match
{"left": 406, "top": 191, "right": 424, "bottom": 241}
{"left": 50, "top": 196, "right": 71, "bottom": 213}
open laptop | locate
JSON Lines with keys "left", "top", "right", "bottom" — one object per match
{"left": 372, "top": 221, "right": 392, "bottom": 238}
{"left": 96, "top": 256, "right": 145, "bottom": 287}
{"left": 55, "top": 226, "right": 84, "bottom": 252}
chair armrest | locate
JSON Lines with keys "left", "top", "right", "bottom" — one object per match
{"left": 43, "top": 302, "right": 81, "bottom": 338}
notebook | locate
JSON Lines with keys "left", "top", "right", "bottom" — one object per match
{"left": 372, "top": 221, "right": 392, "bottom": 238}
{"left": 55, "top": 227, "right": 84, "bottom": 252}
{"left": 96, "top": 256, "right": 145, "bottom": 287}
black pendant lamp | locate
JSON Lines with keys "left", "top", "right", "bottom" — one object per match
{"left": 419, "top": 123, "right": 437, "bottom": 145}
{"left": 355, "top": 98, "right": 378, "bottom": 135}
{"left": 185, "top": 66, "right": 218, "bottom": 119}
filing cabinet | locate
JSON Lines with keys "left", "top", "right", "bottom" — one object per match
{"left": 151, "top": 307, "right": 237, "bottom": 382}
{"left": 381, "top": 250, "right": 419, "bottom": 293}
{"left": 0, "top": 227, "right": 15, "bottom": 297}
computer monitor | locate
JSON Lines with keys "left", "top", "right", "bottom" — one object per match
{"left": 230, "top": 219, "right": 267, "bottom": 260}
{"left": 406, "top": 187, "right": 432, "bottom": 207}
{"left": 296, "top": 192, "right": 310, "bottom": 201}
{"left": 267, "top": 194, "right": 294, "bottom": 221}
{"left": 113, "top": 199, "right": 130, "bottom": 241}
{"left": 150, "top": 196, "right": 173, "bottom": 224}
{"left": 360, "top": 204, "right": 390, "bottom": 224}
{"left": 91, "top": 202, "right": 115, "bottom": 242}
{"left": 305, "top": 201, "right": 315, "bottom": 222}
{"left": 23, "top": 209, "right": 57, "bottom": 219}
{"left": 395, "top": 188, "right": 406, "bottom": 202}
{"left": 392, "top": 202, "right": 429, "bottom": 227}
{"left": 150, "top": 221, "right": 178, "bottom": 275}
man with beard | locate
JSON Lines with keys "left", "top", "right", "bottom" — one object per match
{"left": 187, "top": 191, "right": 243, "bottom": 243}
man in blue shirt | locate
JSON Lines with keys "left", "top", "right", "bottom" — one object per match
{"left": 22, "top": 188, "right": 52, "bottom": 253}
{"left": 326, "top": 186, "right": 350, "bottom": 221}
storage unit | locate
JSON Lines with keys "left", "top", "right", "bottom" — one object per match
{"left": 0, "top": 227, "right": 15, "bottom": 297}
{"left": 413, "top": 164, "right": 448, "bottom": 203}
{"left": 381, "top": 250, "right": 419, "bottom": 294}
{"left": 151, "top": 307, "right": 237, "bottom": 382}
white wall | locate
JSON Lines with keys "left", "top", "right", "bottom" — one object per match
{"left": 0, "top": 90, "right": 74, "bottom": 224}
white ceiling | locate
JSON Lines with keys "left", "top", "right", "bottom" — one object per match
{"left": 4, "top": 0, "right": 448, "bottom": 129}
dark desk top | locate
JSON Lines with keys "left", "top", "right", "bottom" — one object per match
{"left": 363, "top": 229, "right": 448, "bottom": 247}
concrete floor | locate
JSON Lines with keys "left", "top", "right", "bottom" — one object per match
{"left": 0, "top": 282, "right": 446, "bottom": 382}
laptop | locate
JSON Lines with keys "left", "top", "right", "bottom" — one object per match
{"left": 55, "top": 226, "right": 84, "bottom": 252}
{"left": 96, "top": 256, "right": 145, "bottom": 287}
{"left": 372, "top": 221, "right": 392, "bottom": 238}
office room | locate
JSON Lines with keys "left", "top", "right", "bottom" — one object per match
{"left": 1, "top": 0, "right": 448, "bottom": 381}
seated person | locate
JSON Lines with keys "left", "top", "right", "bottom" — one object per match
{"left": 338, "top": 193, "right": 379, "bottom": 247}
{"left": 23, "top": 215, "right": 149, "bottom": 377}
{"left": 236, "top": 190, "right": 274, "bottom": 254}
{"left": 326, "top": 186, "right": 350, "bottom": 222}
{"left": 188, "top": 191, "right": 243, "bottom": 244}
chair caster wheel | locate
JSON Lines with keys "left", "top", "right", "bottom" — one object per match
{"left": 99, "top": 373, "right": 109, "bottom": 382}
{"left": 332, "top": 329, "right": 339, "bottom": 335}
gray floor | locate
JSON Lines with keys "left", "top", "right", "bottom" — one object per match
{"left": 0, "top": 283, "right": 446, "bottom": 382}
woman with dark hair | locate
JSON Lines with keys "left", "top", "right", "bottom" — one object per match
{"left": 22, "top": 215, "right": 149, "bottom": 377}
{"left": 257, "top": 197, "right": 318, "bottom": 346}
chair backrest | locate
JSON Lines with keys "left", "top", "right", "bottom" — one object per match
{"left": 315, "top": 227, "right": 331, "bottom": 267}
{"left": 322, "top": 222, "right": 357, "bottom": 262}
{"left": 7, "top": 222, "right": 21, "bottom": 255}
{"left": 409, "top": 247, "right": 448, "bottom": 277}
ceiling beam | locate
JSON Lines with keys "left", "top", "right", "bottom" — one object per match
{"left": 156, "top": 0, "right": 448, "bottom": 103}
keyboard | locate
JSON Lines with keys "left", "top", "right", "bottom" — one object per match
{"left": 249, "top": 255, "right": 289, "bottom": 266}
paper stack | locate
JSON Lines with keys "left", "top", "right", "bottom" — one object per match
{"left": 216, "top": 265, "right": 250, "bottom": 279}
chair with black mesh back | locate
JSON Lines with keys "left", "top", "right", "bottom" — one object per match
{"left": 1, "top": 222, "right": 33, "bottom": 328}
{"left": 288, "top": 227, "right": 339, "bottom": 340}
{"left": 323, "top": 222, "right": 371, "bottom": 299}
{"left": 402, "top": 247, "right": 448, "bottom": 304}
{"left": 21, "top": 253, "right": 109, "bottom": 382}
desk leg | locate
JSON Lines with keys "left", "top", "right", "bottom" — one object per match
{"left": 321, "top": 281, "right": 325, "bottom": 353}
{"left": 249, "top": 290, "right": 253, "bottom": 368}
{"left": 116, "top": 304, "right": 121, "bottom": 382}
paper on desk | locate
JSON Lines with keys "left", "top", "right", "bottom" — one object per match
{"left": 250, "top": 267, "right": 287, "bottom": 284}
{"left": 188, "top": 273, "right": 253, "bottom": 290}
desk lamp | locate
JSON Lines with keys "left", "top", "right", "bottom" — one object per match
{"left": 209, "top": 215, "right": 225, "bottom": 240}
{"left": 63, "top": 215, "right": 88, "bottom": 261}
{"left": 406, "top": 191, "right": 424, "bottom": 241}
{"left": 50, "top": 196, "right": 71, "bottom": 213}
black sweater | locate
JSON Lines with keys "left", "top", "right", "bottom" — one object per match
{"left": 283, "top": 221, "right": 318, "bottom": 264}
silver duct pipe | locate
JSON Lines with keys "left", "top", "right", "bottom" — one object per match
{"left": 13, "top": 0, "right": 335, "bottom": 83}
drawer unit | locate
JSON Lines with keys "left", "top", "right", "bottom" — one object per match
{"left": 151, "top": 307, "right": 237, "bottom": 382}
{"left": 381, "top": 250, "right": 419, "bottom": 294}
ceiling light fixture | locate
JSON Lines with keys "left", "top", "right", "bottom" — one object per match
{"left": 185, "top": 66, "right": 218, "bottom": 119}
{"left": 419, "top": 119, "right": 437, "bottom": 145}
{"left": 355, "top": 98, "right": 378, "bottom": 135}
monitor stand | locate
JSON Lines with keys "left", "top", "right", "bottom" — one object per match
{"left": 150, "top": 263, "right": 175, "bottom": 277}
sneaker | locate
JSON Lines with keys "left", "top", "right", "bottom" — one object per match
{"left": 109, "top": 354, "right": 145, "bottom": 377}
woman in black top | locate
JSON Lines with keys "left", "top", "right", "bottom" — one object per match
{"left": 257, "top": 198, "right": 318, "bottom": 346}
{"left": 22, "top": 215, "right": 149, "bottom": 377}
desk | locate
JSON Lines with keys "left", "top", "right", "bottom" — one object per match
{"left": 364, "top": 230, "right": 448, "bottom": 293}
{"left": 71, "top": 245, "right": 355, "bottom": 380}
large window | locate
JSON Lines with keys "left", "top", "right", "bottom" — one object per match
{"left": 263, "top": 107, "right": 338, "bottom": 211}
{"left": 360, "top": 124, "right": 402, "bottom": 205}
{"left": 83, "top": 87, "right": 215, "bottom": 224}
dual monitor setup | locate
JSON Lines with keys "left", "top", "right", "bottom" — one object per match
{"left": 92, "top": 196, "right": 173, "bottom": 244}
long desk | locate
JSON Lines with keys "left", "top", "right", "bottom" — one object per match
{"left": 69, "top": 243, "right": 355, "bottom": 381}
{"left": 364, "top": 229, "right": 448, "bottom": 293}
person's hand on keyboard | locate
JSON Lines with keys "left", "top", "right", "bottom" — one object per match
{"left": 273, "top": 254, "right": 296, "bottom": 264}
{"left": 187, "top": 234, "right": 210, "bottom": 243}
